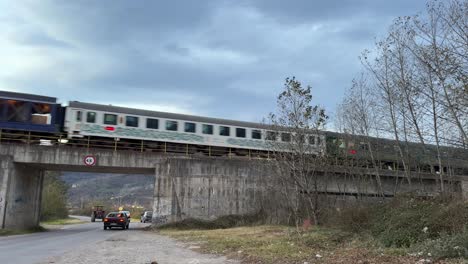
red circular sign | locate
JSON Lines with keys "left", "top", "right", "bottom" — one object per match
{"left": 83, "top": 155, "right": 97, "bottom": 166}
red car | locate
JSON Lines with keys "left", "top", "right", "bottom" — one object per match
{"left": 103, "top": 212, "right": 130, "bottom": 230}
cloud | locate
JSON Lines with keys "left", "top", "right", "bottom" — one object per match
{"left": 0, "top": 0, "right": 427, "bottom": 123}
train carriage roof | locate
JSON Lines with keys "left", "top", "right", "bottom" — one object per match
{"left": 69, "top": 101, "right": 274, "bottom": 130}
{"left": 0, "top": 91, "right": 57, "bottom": 104}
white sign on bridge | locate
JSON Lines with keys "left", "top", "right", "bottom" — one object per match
{"left": 83, "top": 155, "right": 97, "bottom": 166}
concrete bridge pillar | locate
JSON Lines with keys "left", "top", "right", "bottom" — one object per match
{"left": 0, "top": 156, "right": 44, "bottom": 229}
{"left": 152, "top": 158, "right": 273, "bottom": 225}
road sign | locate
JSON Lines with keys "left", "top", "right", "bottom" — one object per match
{"left": 83, "top": 155, "right": 97, "bottom": 166}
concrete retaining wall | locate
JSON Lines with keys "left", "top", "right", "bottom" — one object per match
{"left": 153, "top": 158, "right": 275, "bottom": 223}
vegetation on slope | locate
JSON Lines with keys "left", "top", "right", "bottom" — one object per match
{"left": 40, "top": 172, "right": 69, "bottom": 221}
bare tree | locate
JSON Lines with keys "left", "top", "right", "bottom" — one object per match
{"left": 266, "top": 77, "right": 328, "bottom": 226}
{"left": 336, "top": 73, "right": 385, "bottom": 197}
{"left": 340, "top": 0, "right": 467, "bottom": 193}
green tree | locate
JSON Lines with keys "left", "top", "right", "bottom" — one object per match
{"left": 40, "top": 172, "right": 69, "bottom": 221}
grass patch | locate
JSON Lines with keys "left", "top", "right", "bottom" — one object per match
{"left": 333, "top": 195, "right": 468, "bottom": 249}
{"left": 41, "top": 217, "right": 86, "bottom": 225}
{"left": 154, "top": 195, "right": 468, "bottom": 263}
{"left": 159, "top": 225, "right": 466, "bottom": 263}
{"left": 160, "top": 225, "right": 321, "bottom": 263}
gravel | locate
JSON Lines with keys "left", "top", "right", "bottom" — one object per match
{"left": 39, "top": 230, "right": 239, "bottom": 264}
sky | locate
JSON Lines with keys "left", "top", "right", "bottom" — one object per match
{"left": 0, "top": 0, "right": 428, "bottom": 124}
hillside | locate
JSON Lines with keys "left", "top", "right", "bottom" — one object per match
{"left": 61, "top": 172, "right": 154, "bottom": 210}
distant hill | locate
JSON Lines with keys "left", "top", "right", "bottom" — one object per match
{"left": 61, "top": 172, "right": 154, "bottom": 210}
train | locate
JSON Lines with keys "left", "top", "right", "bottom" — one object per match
{"left": 1, "top": 90, "right": 467, "bottom": 176}
{"left": 0, "top": 90, "right": 324, "bottom": 155}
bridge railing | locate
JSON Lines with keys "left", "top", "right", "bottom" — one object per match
{"left": 1, "top": 129, "right": 466, "bottom": 179}
{"left": 0, "top": 129, "right": 271, "bottom": 159}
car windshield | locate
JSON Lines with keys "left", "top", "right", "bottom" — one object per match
{"left": 107, "top": 213, "right": 118, "bottom": 217}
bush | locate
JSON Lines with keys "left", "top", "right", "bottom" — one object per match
{"left": 332, "top": 206, "right": 373, "bottom": 233}
{"left": 158, "top": 212, "right": 266, "bottom": 230}
{"left": 301, "top": 228, "right": 352, "bottom": 249}
{"left": 411, "top": 230, "right": 468, "bottom": 259}
{"left": 331, "top": 195, "right": 468, "bottom": 249}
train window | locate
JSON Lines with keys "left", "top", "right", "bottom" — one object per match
{"left": 76, "top": 111, "right": 82, "bottom": 122}
{"left": 126, "top": 116, "right": 139, "bottom": 127}
{"left": 294, "top": 134, "right": 305, "bottom": 144}
{"left": 0, "top": 100, "right": 5, "bottom": 121}
{"left": 236, "top": 128, "right": 246, "bottom": 138}
{"left": 309, "top": 136, "right": 316, "bottom": 145}
{"left": 185, "top": 122, "right": 196, "bottom": 133}
{"left": 31, "top": 103, "right": 52, "bottom": 125}
{"left": 86, "top": 112, "right": 96, "bottom": 123}
{"left": 104, "top": 114, "right": 117, "bottom": 125}
{"left": 252, "top": 130, "right": 261, "bottom": 139}
{"left": 202, "top": 124, "right": 213, "bottom": 134}
{"left": 281, "top": 133, "right": 291, "bottom": 142}
{"left": 359, "top": 143, "right": 369, "bottom": 150}
{"left": 5, "top": 100, "right": 29, "bottom": 122}
{"left": 219, "top": 126, "right": 230, "bottom": 136}
{"left": 146, "top": 118, "right": 159, "bottom": 129}
{"left": 317, "top": 137, "right": 321, "bottom": 145}
{"left": 266, "top": 131, "right": 277, "bottom": 141}
{"left": 166, "top": 120, "right": 178, "bottom": 131}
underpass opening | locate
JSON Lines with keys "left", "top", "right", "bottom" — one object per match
{"left": 40, "top": 170, "right": 155, "bottom": 230}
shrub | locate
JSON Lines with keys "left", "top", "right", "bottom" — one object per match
{"left": 331, "top": 195, "right": 468, "bottom": 249}
{"left": 411, "top": 230, "right": 468, "bottom": 259}
{"left": 332, "top": 206, "right": 373, "bottom": 233}
{"left": 157, "top": 211, "right": 266, "bottom": 230}
{"left": 301, "top": 228, "right": 352, "bottom": 249}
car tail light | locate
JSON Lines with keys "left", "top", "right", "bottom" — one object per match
{"left": 104, "top": 218, "right": 108, "bottom": 222}
{"left": 119, "top": 218, "right": 124, "bottom": 222}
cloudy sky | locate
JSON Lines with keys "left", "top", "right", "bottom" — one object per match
{"left": 0, "top": 0, "right": 427, "bottom": 124}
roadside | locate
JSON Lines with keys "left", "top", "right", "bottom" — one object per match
{"left": 0, "top": 215, "right": 238, "bottom": 264}
{"left": 40, "top": 215, "right": 90, "bottom": 230}
{"left": 41, "top": 228, "right": 239, "bottom": 264}
{"left": 158, "top": 225, "right": 467, "bottom": 264}
{"left": 41, "top": 216, "right": 87, "bottom": 226}
{"left": 0, "top": 226, "right": 46, "bottom": 237}
{"left": 0, "top": 215, "right": 86, "bottom": 237}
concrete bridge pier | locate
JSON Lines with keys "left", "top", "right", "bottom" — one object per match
{"left": 152, "top": 158, "right": 272, "bottom": 225}
{"left": 0, "top": 155, "right": 44, "bottom": 229}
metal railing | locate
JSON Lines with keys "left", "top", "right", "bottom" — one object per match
{"left": 0, "top": 129, "right": 270, "bottom": 159}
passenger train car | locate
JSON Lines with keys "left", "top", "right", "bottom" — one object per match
{"left": 0, "top": 90, "right": 324, "bottom": 154}
{"left": 64, "top": 101, "right": 324, "bottom": 153}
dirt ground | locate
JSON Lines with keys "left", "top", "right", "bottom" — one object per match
{"left": 39, "top": 231, "right": 239, "bottom": 264}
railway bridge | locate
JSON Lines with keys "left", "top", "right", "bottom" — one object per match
{"left": 1, "top": 143, "right": 467, "bottom": 230}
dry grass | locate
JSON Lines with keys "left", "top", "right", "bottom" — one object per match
{"left": 41, "top": 217, "right": 86, "bottom": 225}
{"left": 158, "top": 225, "right": 466, "bottom": 264}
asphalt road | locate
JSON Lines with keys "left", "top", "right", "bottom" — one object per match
{"left": 0, "top": 215, "right": 151, "bottom": 264}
